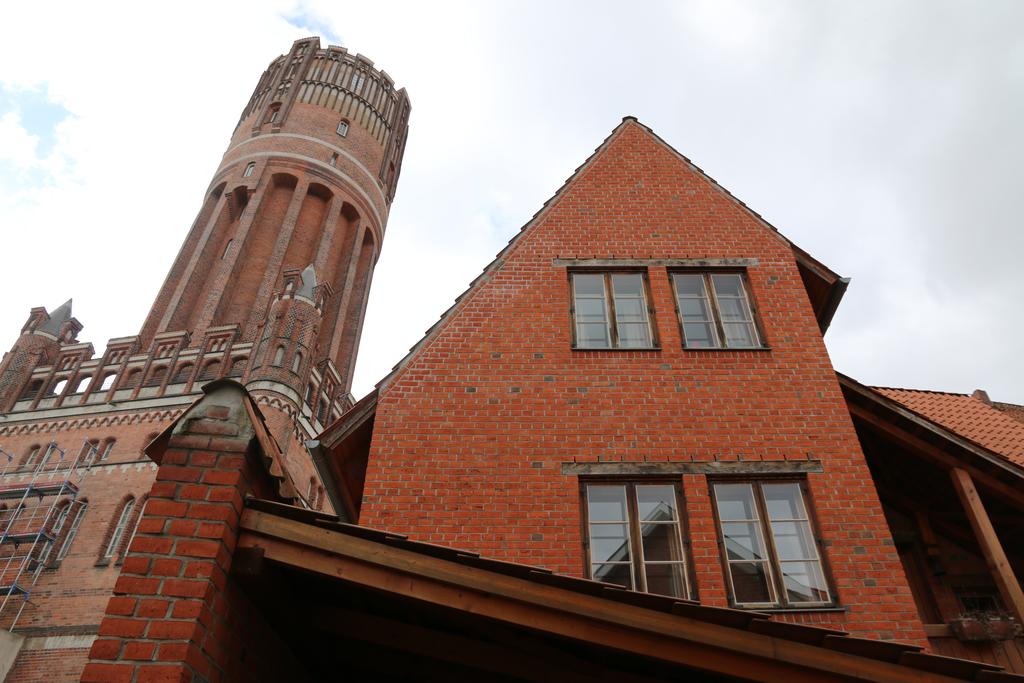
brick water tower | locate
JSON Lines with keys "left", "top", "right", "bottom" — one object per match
{"left": 0, "top": 38, "right": 408, "bottom": 675}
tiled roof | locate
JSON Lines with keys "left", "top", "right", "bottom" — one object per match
{"left": 872, "top": 387, "right": 1024, "bottom": 467}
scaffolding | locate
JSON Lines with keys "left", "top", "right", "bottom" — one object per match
{"left": 0, "top": 439, "right": 96, "bottom": 630}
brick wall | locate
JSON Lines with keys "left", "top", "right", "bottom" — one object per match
{"left": 81, "top": 384, "right": 303, "bottom": 682}
{"left": 358, "top": 120, "right": 927, "bottom": 644}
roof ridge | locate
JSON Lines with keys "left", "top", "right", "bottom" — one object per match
{"left": 871, "top": 385, "right": 970, "bottom": 397}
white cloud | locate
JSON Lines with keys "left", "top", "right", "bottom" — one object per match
{"left": 0, "top": 1, "right": 1021, "bottom": 404}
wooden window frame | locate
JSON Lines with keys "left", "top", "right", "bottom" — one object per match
{"left": 669, "top": 269, "right": 767, "bottom": 350}
{"left": 568, "top": 269, "right": 659, "bottom": 351}
{"left": 579, "top": 479, "right": 694, "bottom": 600}
{"left": 709, "top": 478, "right": 836, "bottom": 610}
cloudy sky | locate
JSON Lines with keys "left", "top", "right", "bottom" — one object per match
{"left": 1, "top": 1, "right": 1021, "bottom": 403}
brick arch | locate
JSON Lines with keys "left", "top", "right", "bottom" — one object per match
{"left": 227, "top": 356, "right": 248, "bottom": 377}
{"left": 121, "top": 367, "right": 143, "bottom": 390}
{"left": 171, "top": 363, "right": 194, "bottom": 384}
{"left": 143, "top": 365, "right": 169, "bottom": 387}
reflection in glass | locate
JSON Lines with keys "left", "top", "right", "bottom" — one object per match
{"left": 587, "top": 486, "right": 627, "bottom": 521}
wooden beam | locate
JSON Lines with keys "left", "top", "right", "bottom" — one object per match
{"left": 237, "top": 509, "right": 969, "bottom": 683}
{"left": 949, "top": 467, "right": 1024, "bottom": 624}
{"left": 561, "top": 460, "right": 823, "bottom": 476}
{"left": 308, "top": 604, "right": 659, "bottom": 683}
{"left": 551, "top": 257, "right": 759, "bottom": 268}
{"left": 848, "top": 402, "right": 1024, "bottom": 508}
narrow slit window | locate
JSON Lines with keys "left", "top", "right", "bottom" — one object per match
{"left": 104, "top": 498, "right": 136, "bottom": 559}
{"left": 243, "top": 162, "right": 256, "bottom": 177}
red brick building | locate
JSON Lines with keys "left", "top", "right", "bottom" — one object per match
{"left": 1, "top": 38, "right": 1023, "bottom": 682}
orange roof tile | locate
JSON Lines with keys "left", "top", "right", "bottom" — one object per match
{"left": 872, "top": 387, "right": 1024, "bottom": 467}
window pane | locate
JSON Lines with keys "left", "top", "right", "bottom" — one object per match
{"left": 711, "top": 273, "right": 744, "bottom": 298}
{"left": 578, "top": 323, "right": 611, "bottom": 348}
{"left": 770, "top": 521, "right": 816, "bottom": 560}
{"left": 714, "top": 483, "right": 757, "bottom": 520}
{"left": 575, "top": 298, "right": 607, "bottom": 322}
{"left": 573, "top": 273, "right": 605, "bottom": 296}
{"left": 722, "top": 522, "right": 766, "bottom": 561}
{"left": 683, "top": 322, "right": 717, "bottom": 347}
{"left": 673, "top": 273, "right": 706, "bottom": 297}
{"left": 617, "top": 323, "right": 651, "bottom": 348}
{"left": 680, "top": 298, "right": 712, "bottom": 321}
{"left": 729, "top": 562, "right": 774, "bottom": 604}
{"left": 763, "top": 483, "right": 807, "bottom": 520}
{"left": 718, "top": 297, "right": 748, "bottom": 322}
{"left": 611, "top": 273, "right": 644, "bottom": 296}
{"left": 779, "top": 560, "right": 829, "bottom": 603}
{"left": 644, "top": 563, "right": 687, "bottom": 598}
{"left": 587, "top": 486, "right": 627, "bottom": 521}
{"left": 612, "top": 296, "right": 646, "bottom": 321}
{"left": 641, "top": 523, "right": 683, "bottom": 562}
{"left": 636, "top": 485, "right": 677, "bottom": 521}
{"left": 590, "top": 524, "right": 631, "bottom": 562}
{"left": 592, "top": 563, "right": 633, "bottom": 589}
{"left": 723, "top": 322, "right": 756, "bottom": 347}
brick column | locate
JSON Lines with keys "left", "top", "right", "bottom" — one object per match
{"left": 81, "top": 383, "right": 291, "bottom": 683}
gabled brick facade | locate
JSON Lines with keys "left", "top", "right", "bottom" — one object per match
{"left": 357, "top": 119, "right": 926, "bottom": 643}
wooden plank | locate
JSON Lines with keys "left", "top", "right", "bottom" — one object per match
{"left": 842, "top": 380, "right": 1024, "bottom": 485}
{"left": 551, "top": 257, "right": 759, "bottom": 268}
{"left": 924, "top": 624, "right": 952, "bottom": 638}
{"left": 308, "top": 604, "right": 658, "bottom": 683}
{"left": 949, "top": 468, "right": 1024, "bottom": 624}
{"left": 848, "top": 403, "right": 1024, "bottom": 508}
{"left": 561, "top": 460, "right": 823, "bottom": 476}
{"left": 237, "top": 509, "right": 970, "bottom": 683}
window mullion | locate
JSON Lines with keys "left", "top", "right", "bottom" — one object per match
{"left": 706, "top": 274, "right": 728, "bottom": 348}
{"left": 626, "top": 484, "right": 646, "bottom": 592}
{"left": 754, "top": 484, "right": 786, "bottom": 607}
{"left": 605, "top": 274, "right": 619, "bottom": 348}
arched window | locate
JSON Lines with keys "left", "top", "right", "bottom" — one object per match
{"left": 117, "top": 496, "right": 146, "bottom": 561}
{"left": 272, "top": 345, "right": 286, "bottom": 367}
{"left": 198, "top": 360, "right": 221, "bottom": 380}
{"left": 72, "top": 376, "right": 92, "bottom": 394}
{"left": 227, "top": 356, "right": 248, "bottom": 377}
{"left": 100, "top": 439, "right": 115, "bottom": 461}
{"left": 243, "top": 162, "right": 256, "bottom": 178}
{"left": 291, "top": 351, "right": 303, "bottom": 374}
{"left": 56, "top": 499, "right": 88, "bottom": 561}
{"left": 336, "top": 120, "right": 349, "bottom": 137}
{"left": 99, "top": 373, "right": 117, "bottom": 391}
{"left": 171, "top": 363, "right": 193, "bottom": 384}
{"left": 144, "top": 365, "right": 168, "bottom": 387}
{"left": 121, "top": 368, "right": 143, "bottom": 389}
{"left": 103, "top": 496, "right": 136, "bottom": 560}
{"left": 266, "top": 103, "right": 281, "bottom": 125}
{"left": 304, "top": 383, "right": 316, "bottom": 405}
{"left": 22, "top": 444, "right": 42, "bottom": 468}
{"left": 80, "top": 439, "right": 99, "bottom": 463}
{"left": 49, "top": 378, "right": 68, "bottom": 396}
{"left": 40, "top": 500, "right": 72, "bottom": 565}
{"left": 19, "top": 378, "right": 43, "bottom": 399}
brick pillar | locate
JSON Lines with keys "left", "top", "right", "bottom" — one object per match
{"left": 81, "top": 382, "right": 293, "bottom": 683}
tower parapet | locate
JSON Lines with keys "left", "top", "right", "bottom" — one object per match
{"left": 139, "top": 37, "right": 409, "bottom": 402}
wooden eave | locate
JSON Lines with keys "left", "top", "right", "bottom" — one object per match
{"left": 310, "top": 389, "right": 378, "bottom": 521}
{"left": 839, "top": 373, "right": 1024, "bottom": 509}
{"left": 236, "top": 498, "right": 1017, "bottom": 683}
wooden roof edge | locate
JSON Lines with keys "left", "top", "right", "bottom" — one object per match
{"left": 838, "top": 372, "right": 1024, "bottom": 483}
{"left": 237, "top": 499, "right": 1010, "bottom": 683}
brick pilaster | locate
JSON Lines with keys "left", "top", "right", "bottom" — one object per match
{"left": 81, "top": 384, "right": 284, "bottom": 683}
